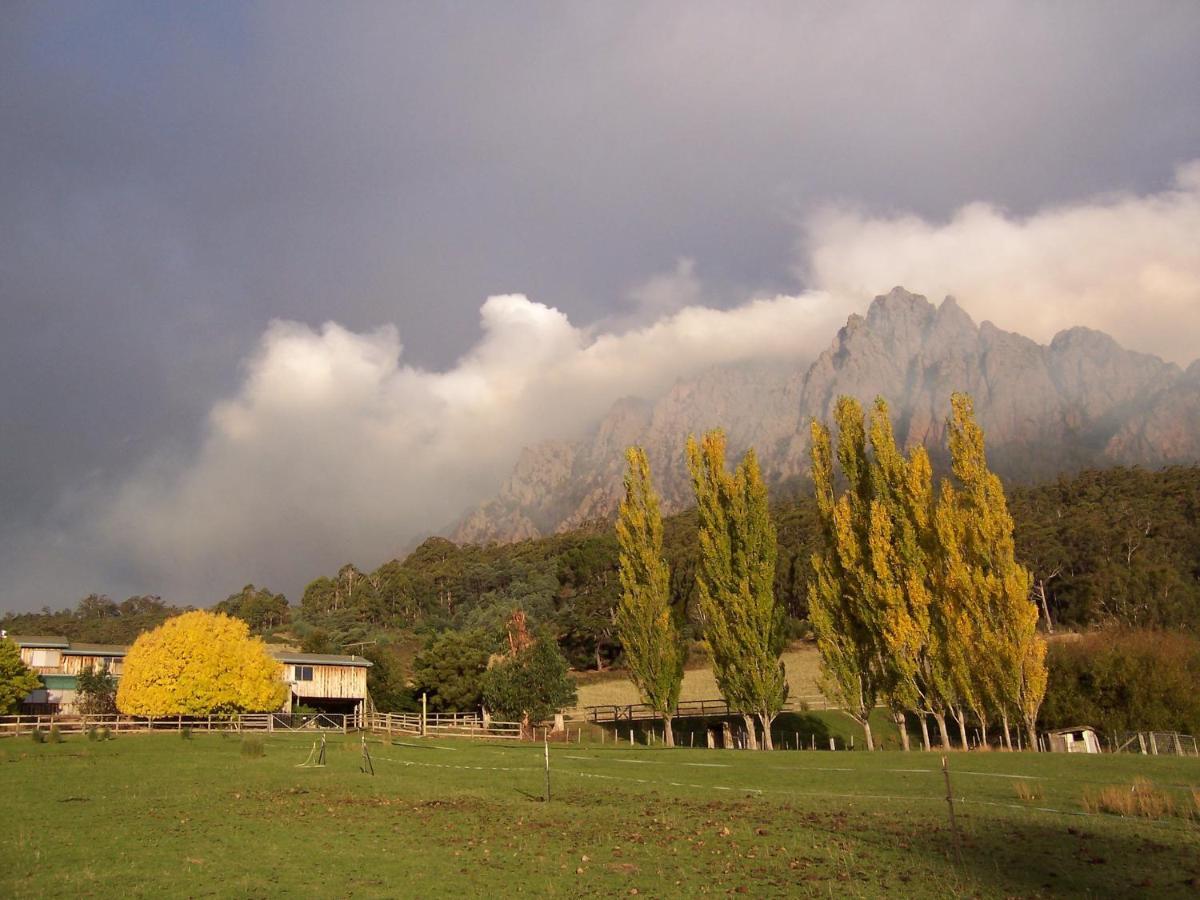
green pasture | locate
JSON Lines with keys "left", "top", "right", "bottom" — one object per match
{"left": 2, "top": 732, "right": 1199, "bottom": 897}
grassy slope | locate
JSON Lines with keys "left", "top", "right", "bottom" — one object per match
{"left": 573, "top": 643, "right": 825, "bottom": 710}
{"left": 3, "top": 733, "right": 1199, "bottom": 897}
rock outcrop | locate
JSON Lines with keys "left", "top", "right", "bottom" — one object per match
{"left": 453, "top": 288, "right": 1199, "bottom": 543}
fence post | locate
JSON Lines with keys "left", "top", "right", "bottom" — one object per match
{"left": 1173, "top": 733, "right": 1184, "bottom": 756}
{"left": 421, "top": 693, "right": 427, "bottom": 737}
{"left": 543, "top": 737, "right": 551, "bottom": 802}
{"left": 942, "top": 756, "right": 963, "bottom": 866}
{"left": 1149, "top": 732, "right": 1159, "bottom": 755}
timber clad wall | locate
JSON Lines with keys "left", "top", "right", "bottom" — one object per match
{"left": 288, "top": 663, "right": 367, "bottom": 700}
{"left": 60, "top": 655, "right": 125, "bottom": 676}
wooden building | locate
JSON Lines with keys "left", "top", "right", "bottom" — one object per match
{"left": 1047, "top": 725, "right": 1102, "bottom": 754}
{"left": 7, "top": 635, "right": 371, "bottom": 718}
{"left": 272, "top": 650, "right": 372, "bottom": 719}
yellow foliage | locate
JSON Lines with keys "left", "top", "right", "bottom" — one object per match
{"left": 116, "top": 610, "right": 287, "bottom": 716}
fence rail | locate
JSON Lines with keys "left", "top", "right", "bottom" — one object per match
{"left": 0, "top": 713, "right": 354, "bottom": 737}
{"left": 583, "top": 694, "right": 834, "bottom": 723}
{"left": 365, "top": 711, "right": 522, "bottom": 741}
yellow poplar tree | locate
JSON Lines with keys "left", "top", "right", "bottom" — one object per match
{"left": 808, "top": 401, "right": 885, "bottom": 751}
{"left": 937, "top": 393, "right": 1047, "bottom": 748}
{"left": 117, "top": 610, "right": 287, "bottom": 716}
{"left": 687, "top": 431, "right": 788, "bottom": 750}
{"left": 615, "top": 446, "right": 685, "bottom": 747}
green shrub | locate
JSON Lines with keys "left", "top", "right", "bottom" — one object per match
{"left": 241, "top": 736, "right": 265, "bottom": 758}
{"left": 48, "top": 725, "right": 62, "bottom": 744}
{"left": 99, "top": 726, "right": 113, "bottom": 741}
{"left": 181, "top": 726, "right": 192, "bottom": 740}
{"left": 86, "top": 727, "right": 99, "bottom": 741}
{"left": 30, "top": 727, "right": 45, "bottom": 744}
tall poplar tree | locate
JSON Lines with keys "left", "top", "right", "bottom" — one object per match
{"left": 810, "top": 397, "right": 962, "bottom": 751}
{"left": 808, "top": 400, "right": 885, "bottom": 750}
{"left": 936, "top": 393, "right": 1048, "bottom": 747}
{"left": 615, "top": 446, "right": 685, "bottom": 747}
{"left": 687, "top": 431, "right": 788, "bottom": 750}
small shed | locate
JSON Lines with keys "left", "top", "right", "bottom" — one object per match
{"left": 1047, "top": 726, "right": 1101, "bottom": 754}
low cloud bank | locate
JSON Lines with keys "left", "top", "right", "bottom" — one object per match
{"left": 804, "top": 161, "right": 1200, "bottom": 366}
{"left": 96, "top": 289, "right": 852, "bottom": 602}
{"left": 33, "top": 162, "right": 1200, "bottom": 605}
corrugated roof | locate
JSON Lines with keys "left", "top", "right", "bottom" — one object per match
{"left": 5, "top": 635, "right": 70, "bottom": 648}
{"left": 62, "top": 643, "right": 127, "bottom": 656}
{"left": 269, "top": 649, "right": 372, "bottom": 668}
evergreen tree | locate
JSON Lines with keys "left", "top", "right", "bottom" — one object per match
{"left": 687, "top": 431, "right": 788, "bottom": 750}
{"left": 0, "top": 638, "right": 41, "bottom": 714}
{"left": 481, "top": 631, "right": 577, "bottom": 735}
{"left": 614, "top": 446, "right": 684, "bottom": 747}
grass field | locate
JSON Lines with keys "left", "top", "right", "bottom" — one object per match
{"left": 573, "top": 644, "right": 825, "bottom": 710}
{"left": 3, "top": 733, "right": 1200, "bottom": 897}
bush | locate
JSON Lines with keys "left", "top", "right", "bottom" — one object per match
{"left": 48, "top": 725, "right": 62, "bottom": 744}
{"left": 241, "top": 736, "right": 265, "bottom": 758}
{"left": 1041, "top": 629, "right": 1200, "bottom": 735}
{"left": 99, "top": 726, "right": 113, "bottom": 741}
{"left": 180, "top": 726, "right": 192, "bottom": 740}
{"left": 86, "top": 727, "right": 99, "bottom": 741}
{"left": 31, "top": 727, "right": 45, "bottom": 744}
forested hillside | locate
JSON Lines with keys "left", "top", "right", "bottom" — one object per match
{"left": 6, "top": 466, "right": 1197, "bottom": 673}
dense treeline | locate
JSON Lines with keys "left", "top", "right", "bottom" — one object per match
{"left": 1041, "top": 630, "right": 1200, "bottom": 736}
{"left": 0, "top": 594, "right": 188, "bottom": 644}
{"left": 6, "top": 466, "right": 1197, "bottom": 661}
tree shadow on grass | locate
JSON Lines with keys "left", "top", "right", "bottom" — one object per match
{"left": 828, "top": 803, "right": 1200, "bottom": 896}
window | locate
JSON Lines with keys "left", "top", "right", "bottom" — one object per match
{"left": 29, "top": 649, "right": 61, "bottom": 668}
{"left": 294, "top": 665, "right": 314, "bottom": 681}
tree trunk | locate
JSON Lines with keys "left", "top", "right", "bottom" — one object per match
{"left": 954, "top": 709, "right": 969, "bottom": 750}
{"left": 1036, "top": 580, "right": 1054, "bottom": 634}
{"left": 1001, "top": 712, "right": 1013, "bottom": 751}
{"left": 1024, "top": 715, "right": 1039, "bottom": 752}
{"left": 933, "top": 711, "right": 951, "bottom": 749}
{"left": 742, "top": 714, "right": 758, "bottom": 751}
{"left": 978, "top": 715, "right": 989, "bottom": 748}
{"left": 758, "top": 713, "right": 775, "bottom": 751}
{"left": 663, "top": 714, "right": 674, "bottom": 748}
{"left": 861, "top": 717, "right": 875, "bottom": 752}
{"left": 894, "top": 711, "right": 910, "bottom": 751}
{"left": 918, "top": 713, "right": 931, "bottom": 752}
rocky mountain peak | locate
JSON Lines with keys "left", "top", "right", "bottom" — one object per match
{"left": 452, "top": 288, "right": 1200, "bottom": 544}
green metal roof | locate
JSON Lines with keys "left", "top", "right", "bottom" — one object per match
{"left": 5, "top": 635, "right": 70, "bottom": 648}
{"left": 269, "top": 650, "right": 372, "bottom": 668}
{"left": 62, "top": 643, "right": 127, "bottom": 656}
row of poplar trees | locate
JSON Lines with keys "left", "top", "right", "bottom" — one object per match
{"left": 614, "top": 430, "right": 786, "bottom": 750}
{"left": 613, "top": 391, "right": 1048, "bottom": 751}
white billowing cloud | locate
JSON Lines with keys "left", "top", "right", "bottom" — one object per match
{"left": 803, "top": 160, "right": 1200, "bottom": 366}
{"left": 98, "top": 288, "right": 853, "bottom": 601}
{"left": 90, "top": 161, "right": 1200, "bottom": 602}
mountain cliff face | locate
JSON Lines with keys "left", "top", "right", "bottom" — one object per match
{"left": 453, "top": 288, "right": 1199, "bottom": 544}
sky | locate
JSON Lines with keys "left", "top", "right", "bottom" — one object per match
{"left": 2, "top": 2, "right": 1199, "bottom": 612}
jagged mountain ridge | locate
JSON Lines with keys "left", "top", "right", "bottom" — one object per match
{"left": 453, "top": 287, "right": 1199, "bottom": 544}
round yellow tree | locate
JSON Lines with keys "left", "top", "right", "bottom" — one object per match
{"left": 117, "top": 610, "right": 287, "bottom": 716}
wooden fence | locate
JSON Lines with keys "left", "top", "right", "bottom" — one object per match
{"left": 0, "top": 713, "right": 353, "bottom": 737}
{"left": 583, "top": 694, "right": 834, "bottom": 723}
{"left": 365, "top": 711, "right": 522, "bottom": 741}
{"left": 1111, "top": 731, "right": 1199, "bottom": 756}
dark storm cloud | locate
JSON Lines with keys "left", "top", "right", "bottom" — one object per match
{"left": 2, "top": 2, "right": 1198, "bottom": 610}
